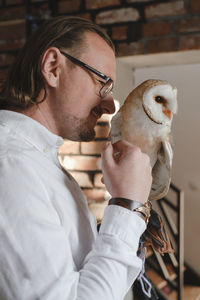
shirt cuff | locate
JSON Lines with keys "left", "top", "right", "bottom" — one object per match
{"left": 99, "top": 205, "right": 146, "bottom": 252}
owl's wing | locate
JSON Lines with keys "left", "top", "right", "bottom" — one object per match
{"left": 110, "top": 111, "right": 122, "bottom": 143}
{"left": 149, "top": 139, "right": 173, "bottom": 201}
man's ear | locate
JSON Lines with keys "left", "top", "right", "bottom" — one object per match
{"left": 41, "top": 47, "right": 62, "bottom": 88}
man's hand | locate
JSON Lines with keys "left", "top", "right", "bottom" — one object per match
{"left": 101, "top": 140, "right": 152, "bottom": 204}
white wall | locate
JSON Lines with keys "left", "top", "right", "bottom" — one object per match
{"left": 114, "top": 61, "right": 200, "bottom": 276}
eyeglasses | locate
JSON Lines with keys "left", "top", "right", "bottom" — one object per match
{"left": 60, "top": 50, "right": 114, "bottom": 98}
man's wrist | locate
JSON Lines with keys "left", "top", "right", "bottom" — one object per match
{"left": 108, "top": 197, "right": 151, "bottom": 224}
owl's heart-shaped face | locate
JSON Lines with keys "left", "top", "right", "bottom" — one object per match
{"left": 142, "top": 84, "right": 177, "bottom": 126}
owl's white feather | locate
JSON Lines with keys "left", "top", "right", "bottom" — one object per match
{"left": 110, "top": 79, "right": 178, "bottom": 200}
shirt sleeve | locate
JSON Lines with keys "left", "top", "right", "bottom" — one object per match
{"left": 0, "top": 154, "right": 146, "bottom": 300}
{"left": 78, "top": 205, "right": 146, "bottom": 300}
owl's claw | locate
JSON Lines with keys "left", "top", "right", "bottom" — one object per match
{"left": 141, "top": 209, "right": 174, "bottom": 255}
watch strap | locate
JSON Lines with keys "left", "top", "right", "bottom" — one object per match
{"left": 108, "top": 197, "right": 143, "bottom": 211}
{"left": 108, "top": 197, "right": 152, "bottom": 224}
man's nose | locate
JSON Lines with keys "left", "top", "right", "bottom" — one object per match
{"left": 100, "top": 93, "right": 116, "bottom": 115}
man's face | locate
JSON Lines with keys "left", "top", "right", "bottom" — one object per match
{"left": 54, "top": 32, "right": 116, "bottom": 141}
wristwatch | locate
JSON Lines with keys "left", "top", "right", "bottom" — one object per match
{"left": 108, "top": 197, "right": 152, "bottom": 224}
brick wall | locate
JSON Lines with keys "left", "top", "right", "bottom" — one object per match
{"left": 1, "top": 0, "right": 200, "bottom": 219}
{"left": 1, "top": 1, "right": 200, "bottom": 74}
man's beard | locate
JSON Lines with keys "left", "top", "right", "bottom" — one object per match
{"left": 78, "top": 122, "right": 96, "bottom": 141}
{"left": 62, "top": 114, "right": 96, "bottom": 141}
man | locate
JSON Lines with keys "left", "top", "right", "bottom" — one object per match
{"left": 0, "top": 16, "right": 152, "bottom": 299}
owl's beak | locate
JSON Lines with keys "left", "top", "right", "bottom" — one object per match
{"left": 163, "top": 109, "right": 172, "bottom": 119}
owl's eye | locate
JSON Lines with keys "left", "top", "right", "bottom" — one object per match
{"left": 155, "top": 96, "right": 166, "bottom": 104}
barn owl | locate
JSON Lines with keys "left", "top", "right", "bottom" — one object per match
{"left": 110, "top": 79, "right": 178, "bottom": 201}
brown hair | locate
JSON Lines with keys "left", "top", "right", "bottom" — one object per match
{"left": 0, "top": 16, "right": 115, "bottom": 109}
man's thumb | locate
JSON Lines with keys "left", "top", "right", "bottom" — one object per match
{"left": 101, "top": 142, "right": 114, "bottom": 165}
{"left": 102, "top": 141, "right": 111, "bottom": 151}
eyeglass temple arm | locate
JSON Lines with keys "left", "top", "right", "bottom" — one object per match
{"left": 60, "top": 51, "right": 109, "bottom": 82}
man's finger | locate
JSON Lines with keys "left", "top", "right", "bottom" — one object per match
{"left": 101, "top": 142, "right": 114, "bottom": 167}
{"left": 112, "top": 140, "right": 140, "bottom": 156}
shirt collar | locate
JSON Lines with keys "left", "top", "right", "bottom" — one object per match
{"left": 0, "top": 110, "right": 64, "bottom": 154}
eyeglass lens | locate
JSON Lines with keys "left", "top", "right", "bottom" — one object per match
{"left": 100, "top": 80, "right": 113, "bottom": 98}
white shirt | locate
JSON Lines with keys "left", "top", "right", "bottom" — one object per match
{"left": 0, "top": 110, "right": 146, "bottom": 300}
